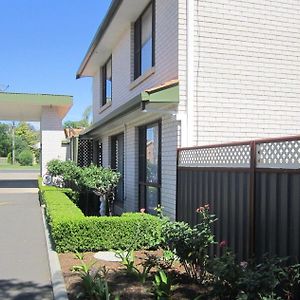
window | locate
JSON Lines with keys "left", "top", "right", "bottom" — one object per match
{"left": 101, "top": 57, "right": 112, "bottom": 106}
{"left": 134, "top": 1, "right": 155, "bottom": 79}
{"left": 139, "top": 121, "right": 161, "bottom": 214}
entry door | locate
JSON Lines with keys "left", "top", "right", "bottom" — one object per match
{"left": 139, "top": 122, "right": 161, "bottom": 214}
{"left": 111, "top": 133, "right": 124, "bottom": 203}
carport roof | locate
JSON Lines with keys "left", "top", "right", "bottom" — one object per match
{"left": 0, "top": 92, "right": 73, "bottom": 121}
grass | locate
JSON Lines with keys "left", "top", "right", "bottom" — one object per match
{"left": 0, "top": 163, "right": 40, "bottom": 170}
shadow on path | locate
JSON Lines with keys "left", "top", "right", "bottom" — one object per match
{"left": 0, "top": 180, "right": 37, "bottom": 188}
{"left": 0, "top": 279, "right": 52, "bottom": 300}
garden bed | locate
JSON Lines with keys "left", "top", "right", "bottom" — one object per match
{"left": 59, "top": 250, "right": 203, "bottom": 300}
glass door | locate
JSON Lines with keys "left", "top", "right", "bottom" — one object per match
{"left": 139, "top": 121, "right": 161, "bottom": 214}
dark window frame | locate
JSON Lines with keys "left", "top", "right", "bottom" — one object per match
{"left": 138, "top": 120, "right": 161, "bottom": 213}
{"left": 134, "top": 0, "right": 155, "bottom": 80}
{"left": 101, "top": 56, "right": 112, "bottom": 106}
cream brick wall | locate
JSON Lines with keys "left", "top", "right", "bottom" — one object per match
{"left": 191, "top": 0, "right": 300, "bottom": 145}
{"left": 93, "top": 0, "right": 178, "bottom": 123}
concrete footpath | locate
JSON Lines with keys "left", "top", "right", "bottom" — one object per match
{"left": 0, "top": 170, "right": 53, "bottom": 300}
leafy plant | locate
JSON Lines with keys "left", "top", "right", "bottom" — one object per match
{"left": 71, "top": 252, "right": 111, "bottom": 300}
{"left": 203, "top": 253, "right": 300, "bottom": 300}
{"left": 115, "top": 250, "right": 156, "bottom": 283}
{"left": 161, "top": 250, "right": 176, "bottom": 269}
{"left": 207, "top": 248, "right": 243, "bottom": 299}
{"left": 276, "top": 263, "right": 300, "bottom": 300}
{"left": 153, "top": 270, "right": 172, "bottom": 300}
{"left": 115, "top": 250, "right": 136, "bottom": 275}
{"left": 135, "top": 253, "right": 157, "bottom": 284}
{"left": 238, "top": 256, "right": 283, "bottom": 299}
{"left": 162, "top": 204, "right": 217, "bottom": 283}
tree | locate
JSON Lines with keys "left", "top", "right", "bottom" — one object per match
{"left": 0, "top": 123, "right": 11, "bottom": 157}
{"left": 64, "top": 105, "right": 92, "bottom": 129}
{"left": 15, "top": 122, "right": 39, "bottom": 148}
{"left": 14, "top": 122, "right": 39, "bottom": 164}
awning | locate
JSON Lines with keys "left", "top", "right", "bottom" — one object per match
{"left": 0, "top": 92, "right": 73, "bottom": 121}
{"left": 142, "top": 79, "right": 179, "bottom": 104}
{"left": 80, "top": 80, "right": 179, "bottom": 137}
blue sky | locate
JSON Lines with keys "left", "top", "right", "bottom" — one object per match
{"left": 0, "top": 0, "right": 112, "bottom": 124}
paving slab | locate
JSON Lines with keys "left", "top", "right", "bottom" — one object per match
{"left": 94, "top": 251, "right": 123, "bottom": 262}
{"left": 0, "top": 171, "right": 53, "bottom": 300}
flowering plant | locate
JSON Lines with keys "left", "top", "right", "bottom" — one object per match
{"left": 162, "top": 204, "right": 217, "bottom": 283}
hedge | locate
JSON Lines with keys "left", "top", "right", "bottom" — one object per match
{"left": 41, "top": 189, "right": 163, "bottom": 252}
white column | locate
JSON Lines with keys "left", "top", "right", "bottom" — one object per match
{"left": 40, "top": 106, "right": 66, "bottom": 176}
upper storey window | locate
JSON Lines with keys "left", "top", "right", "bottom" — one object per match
{"left": 134, "top": 1, "right": 155, "bottom": 79}
{"left": 101, "top": 57, "right": 112, "bottom": 106}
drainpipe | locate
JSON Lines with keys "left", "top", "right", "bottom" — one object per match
{"left": 12, "top": 121, "right": 15, "bottom": 164}
{"left": 186, "top": 0, "right": 195, "bottom": 147}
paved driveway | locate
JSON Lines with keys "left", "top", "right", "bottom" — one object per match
{"left": 0, "top": 170, "right": 53, "bottom": 299}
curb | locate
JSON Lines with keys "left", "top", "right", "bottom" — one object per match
{"left": 41, "top": 205, "right": 69, "bottom": 300}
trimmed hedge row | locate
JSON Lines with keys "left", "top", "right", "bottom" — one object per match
{"left": 41, "top": 189, "right": 163, "bottom": 252}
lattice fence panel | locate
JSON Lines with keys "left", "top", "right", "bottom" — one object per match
{"left": 78, "top": 139, "right": 93, "bottom": 167}
{"left": 256, "top": 140, "right": 300, "bottom": 169}
{"left": 97, "top": 142, "right": 103, "bottom": 167}
{"left": 178, "top": 144, "right": 251, "bottom": 168}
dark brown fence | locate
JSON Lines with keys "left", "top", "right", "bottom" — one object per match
{"left": 177, "top": 136, "right": 300, "bottom": 261}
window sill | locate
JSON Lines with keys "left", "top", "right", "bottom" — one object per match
{"left": 98, "top": 101, "right": 112, "bottom": 114}
{"left": 130, "top": 67, "right": 155, "bottom": 90}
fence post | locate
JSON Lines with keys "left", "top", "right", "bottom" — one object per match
{"left": 249, "top": 141, "right": 256, "bottom": 257}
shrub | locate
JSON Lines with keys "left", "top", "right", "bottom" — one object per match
{"left": 80, "top": 164, "right": 121, "bottom": 194}
{"left": 47, "top": 159, "right": 81, "bottom": 189}
{"left": 7, "top": 152, "right": 12, "bottom": 164}
{"left": 17, "top": 149, "right": 33, "bottom": 166}
{"left": 206, "top": 250, "right": 300, "bottom": 300}
{"left": 41, "top": 190, "right": 163, "bottom": 252}
{"left": 162, "top": 204, "right": 216, "bottom": 283}
{"left": 207, "top": 248, "right": 243, "bottom": 299}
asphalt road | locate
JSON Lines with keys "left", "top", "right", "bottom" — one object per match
{"left": 0, "top": 171, "right": 53, "bottom": 299}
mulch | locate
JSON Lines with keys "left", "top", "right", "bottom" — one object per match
{"left": 59, "top": 250, "right": 204, "bottom": 299}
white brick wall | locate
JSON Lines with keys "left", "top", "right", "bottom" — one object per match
{"left": 124, "top": 125, "right": 138, "bottom": 212}
{"left": 92, "top": 110, "right": 178, "bottom": 218}
{"left": 40, "top": 107, "right": 66, "bottom": 175}
{"left": 161, "top": 114, "right": 178, "bottom": 218}
{"left": 88, "top": 0, "right": 300, "bottom": 219}
{"left": 191, "top": 0, "right": 300, "bottom": 145}
{"left": 93, "top": 0, "right": 178, "bottom": 123}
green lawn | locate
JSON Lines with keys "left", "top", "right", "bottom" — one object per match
{"left": 0, "top": 163, "right": 40, "bottom": 170}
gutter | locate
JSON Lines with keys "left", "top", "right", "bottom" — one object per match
{"left": 76, "top": 0, "right": 123, "bottom": 79}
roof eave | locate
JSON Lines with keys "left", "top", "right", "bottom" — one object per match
{"left": 76, "top": 0, "right": 123, "bottom": 79}
{"left": 81, "top": 81, "right": 179, "bottom": 137}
